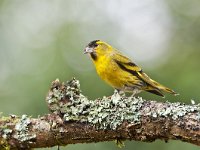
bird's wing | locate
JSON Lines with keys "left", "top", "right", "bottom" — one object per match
{"left": 112, "top": 51, "right": 159, "bottom": 88}
{"left": 137, "top": 71, "right": 160, "bottom": 87}
{"left": 112, "top": 51, "right": 177, "bottom": 96}
{"left": 112, "top": 51, "right": 142, "bottom": 72}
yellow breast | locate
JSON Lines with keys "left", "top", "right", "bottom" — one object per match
{"left": 92, "top": 55, "right": 135, "bottom": 90}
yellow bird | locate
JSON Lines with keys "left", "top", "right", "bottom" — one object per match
{"left": 84, "top": 40, "right": 178, "bottom": 97}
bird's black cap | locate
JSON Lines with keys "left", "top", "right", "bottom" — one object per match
{"left": 87, "top": 40, "right": 100, "bottom": 48}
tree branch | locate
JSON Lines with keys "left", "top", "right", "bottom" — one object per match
{"left": 0, "top": 78, "right": 200, "bottom": 149}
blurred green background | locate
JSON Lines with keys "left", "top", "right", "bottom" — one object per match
{"left": 0, "top": 0, "right": 199, "bottom": 149}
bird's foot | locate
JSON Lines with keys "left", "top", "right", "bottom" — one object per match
{"left": 115, "top": 138, "right": 125, "bottom": 148}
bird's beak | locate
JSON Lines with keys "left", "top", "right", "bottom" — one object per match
{"left": 84, "top": 47, "right": 94, "bottom": 54}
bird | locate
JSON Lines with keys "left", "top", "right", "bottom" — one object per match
{"left": 84, "top": 40, "right": 178, "bottom": 97}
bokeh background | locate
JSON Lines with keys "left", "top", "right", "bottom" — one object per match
{"left": 0, "top": 0, "right": 200, "bottom": 149}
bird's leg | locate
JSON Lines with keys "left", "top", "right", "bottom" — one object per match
{"left": 131, "top": 89, "right": 141, "bottom": 97}
{"left": 131, "top": 91, "right": 137, "bottom": 97}
{"left": 115, "top": 89, "right": 125, "bottom": 96}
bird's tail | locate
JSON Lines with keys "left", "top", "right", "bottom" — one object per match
{"left": 145, "top": 80, "right": 178, "bottom": 97}
{"left": 137, "top": 71, "right": 178, "bottom": 97}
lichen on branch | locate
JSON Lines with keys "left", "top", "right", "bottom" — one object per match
{"left": 46, "top": 78, "right": 200, "bottom": 130}
{"left": 46, "top": 78, "right": 144, "bottom": 130}
{"left": 0, "top": 78, "right": 200, "bottom": 149}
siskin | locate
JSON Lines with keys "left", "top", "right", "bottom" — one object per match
{"left": 84, "top": 40, "right": 178, "bottom": 97}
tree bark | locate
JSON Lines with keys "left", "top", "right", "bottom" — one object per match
{"left": 0, "top": 78, "right": 200, "bottom": 149}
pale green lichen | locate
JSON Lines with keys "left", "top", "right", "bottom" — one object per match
{"left": 0, "top": 116, "right": 15, "bottom": 142}
{"left": 2, "top": 129, "right": 12, "bottom": 139}
{"left": 46, "top": 78, "right": 200, "bottom": 131}
{"left": 191, "top": 99, "right": 196, "bottom": 105}
{"left": 150, "top": 101, "right": 200, "bottom": 121}
{"left": 14, "top": 115, "right": 36, "bottom": 142}
{"left": 62, "top": 91, "right": 144, "bottom": 130}
{"left": 46, "top": 78, "right": 144, "bottom": 130}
